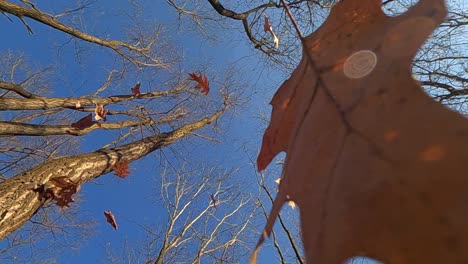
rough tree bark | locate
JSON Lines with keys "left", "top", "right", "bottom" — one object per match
{"left": 0, "top": 106, "right": 225, "bottom": 240}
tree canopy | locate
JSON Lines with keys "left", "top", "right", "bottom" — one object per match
{"left": 0, "top": 0, "right": 467, "bottom": 263}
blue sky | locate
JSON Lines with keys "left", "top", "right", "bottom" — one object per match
{"left": 0, "top": 1, "right": 422, "bottom": 263}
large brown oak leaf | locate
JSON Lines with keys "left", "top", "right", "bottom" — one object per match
{"left": 254, "top": 0, "right": 468, "bottom": 263}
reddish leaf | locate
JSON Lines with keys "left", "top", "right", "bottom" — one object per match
{"left": 94, "top": 104, "right": 109, "bottom": 121}
{"left": 113, "top": 160, "right": 130, "bottom": 178}
{"left": 263, "top": 16, "right": 279, "bottom": 48}
{"left": 252, "top": 0, "right": 468, "bottom": 263}
{"left": 263, "top": 16, "right": 271, "bottom": 32}
{"left": 71, "top": 114, "right": 95, "bottom": 130}
{"left": 188, "top": 73, "right": 209, "bottom": 95}
{"left": 46, "top": 177, "right": 81, "bottom": 208}
{"left": 104, "top": 211, "right": 118, "bottom": 230}
{"left": 131, "top": 82, "right": 141, "bottom": 97}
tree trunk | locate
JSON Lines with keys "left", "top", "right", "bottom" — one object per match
{"left": 0, "top": 108, "right": 225, "bottom": 240}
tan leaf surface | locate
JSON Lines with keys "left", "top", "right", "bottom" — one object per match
{"left": 254, "top": 0, "right": 468, "bottom": 263}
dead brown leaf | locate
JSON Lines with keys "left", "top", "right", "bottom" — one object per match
{"left": 188, "top": 72, "right": 210, "bottom": 95}
{"left": 104, "top": 211, "right": 118, "bottom": 230}
{"left": 254, "top": 0, "right": 468, "bottom": 263}
{"left": 131, "top": 82, "right": 141, "bottom": 97}
{"left": 46, "top": 177, "right": 81, "bottom": 208}
{"left": 263, "top": 16, "right": 279, "bottom": 48}
{"left": 71, "top": 113, "right": 95, "bottom": 130}
{"left": 113, "top": 160, "right": 130, "bottom": 178}
{"left": 94, "top": 104, "right": 109, "bottom": 121}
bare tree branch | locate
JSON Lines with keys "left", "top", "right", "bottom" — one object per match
{"left": 0, "top": 0, "right": 168, "bottom": 68}
{"left": 0, "top": 103, "right": 226, "bottom": 240}
{"left": 0, "top": 81, "right": 183, "bottom": 111}
{"left": 0, "top": 112, "right": 185, "bottom": 136}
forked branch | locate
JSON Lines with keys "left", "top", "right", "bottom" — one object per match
{"left": 0, "top": 0, "right": 168, "bottom": 68}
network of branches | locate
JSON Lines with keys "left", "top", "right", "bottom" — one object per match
{"left": 0, "top": 0, "right": 466, "bottom": 263}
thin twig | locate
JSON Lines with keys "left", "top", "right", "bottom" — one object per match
{"left": 279, "top": 0, "right": 303, "bottom": 39}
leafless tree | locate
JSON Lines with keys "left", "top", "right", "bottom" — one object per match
{"left": 0, "top": 1, "right": 236, "bottom": 258}
{"left": 169, "top": 0, "right": 467, "bottom": 107}
{"left": 1, "top": 0, "right": 465, "bottom": 262}
{"left": 105, "top": 163, "right": 257, "bottom": 264}
{"left": 240, "top": 146, "right": 305, "bottom": 264}
{"left": 256, "top": 172, "right": 304, "bottom": 264}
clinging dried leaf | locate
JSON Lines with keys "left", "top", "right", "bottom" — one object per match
{"left": 45, "top": 177, "right": 81, "bottom": 208}
{"left": 263, "top": 16, "right": 279, "bottom": 48}
{"left": 71, "top": 114, "right": 95, "bottom": 130}
{"left": 263, "top": 16, "right": 271, "bottom": 32}
{"left": 131, "top": 82, "right": 141, "bottom": 97}
{"left": 113, "top": 160, "right": 130, "bottom": 178}
{"left": 94, "top": 104, "right": 109, "bottom": 121}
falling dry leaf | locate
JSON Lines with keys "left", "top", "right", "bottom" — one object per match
{"left": 94, "top": 104, "right": 109, "bottom": 121}
{"left": 131, "top": 82, "right": 141, "bottom": 97}
{"left": 113, "top": 160, "right": 130, "bottom": 178}
{"left": 104, "top": 211, "right": 118, "bottom": 230}
{"left": 188, "top": 72, "right": 210, "bottom": 95}
{"left": 71, "top": 114, "right": 96, "bottom": 130}
{"left": 253, "top": 0, "right": 468, "bottom": 263}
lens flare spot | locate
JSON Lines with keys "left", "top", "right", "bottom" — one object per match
{"left": 343, "top": 50, "right": 377, "bottom": 79}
